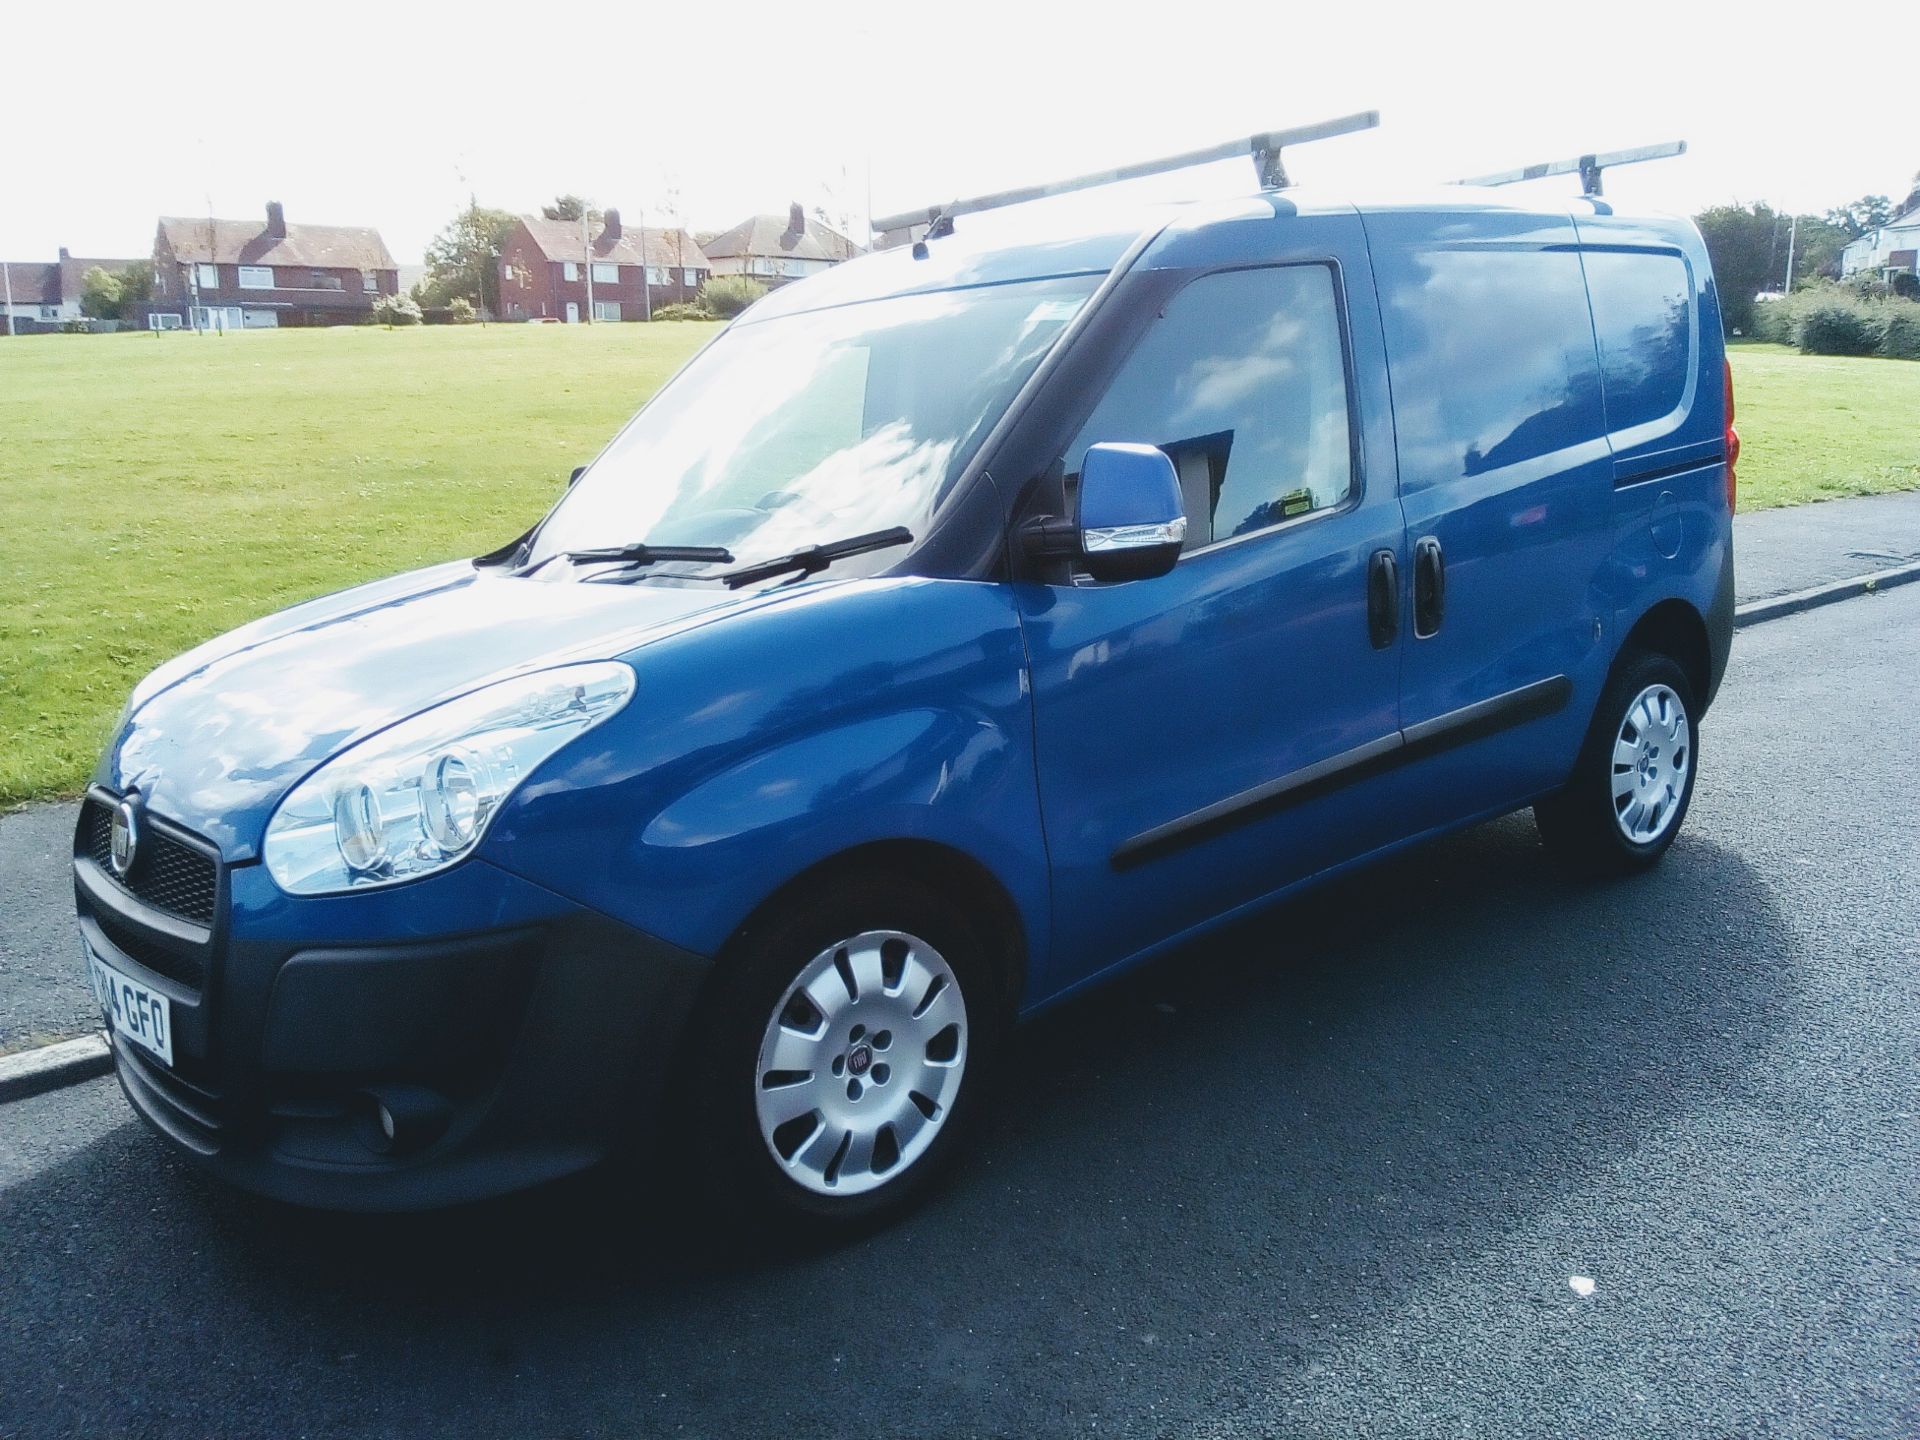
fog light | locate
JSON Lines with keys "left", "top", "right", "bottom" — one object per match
{"left": 358, "top": 1084, "right": 452, "bottom": 1156}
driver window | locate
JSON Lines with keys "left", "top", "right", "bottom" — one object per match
{"left": 1064, "top": 265, "right": 1353, "bottom": 550}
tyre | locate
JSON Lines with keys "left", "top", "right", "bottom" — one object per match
{"left": 1535, "top": 650, "right": 1698, "bottom": 876}
{"left": 673, "top": 869, "right": 1004, "bottom": 1236}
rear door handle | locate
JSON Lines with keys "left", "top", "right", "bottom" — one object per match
{"left": 1413, "top": 536, "right": 1445, "bottom": 638}
{"left": 1367, "top": 549, "right": 1399, "bottom": 649}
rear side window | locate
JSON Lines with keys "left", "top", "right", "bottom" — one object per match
{"left": 1372, "top": 245, "right": 1602, "bottom": 488}
{"left": 1582, "top": 250, "right": 1693, "bottom": 435}
{"left": 1065, "top": 265, "right": 1353, "bottom": 550}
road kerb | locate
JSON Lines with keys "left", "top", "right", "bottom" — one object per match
{"left": 0, "top": 1032, "right": 111, "bottom": 1103}
{"left": 1734, "top": 560, "right": 1920, "bottom": 629}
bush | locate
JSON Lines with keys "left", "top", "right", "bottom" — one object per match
{"left": 371, "top": 293, "right": 423, "bottom": 327}
{"left": 649, "top": 301, "right": 707, "bottom": 321}
{"left": 1796, "top": 297, "right": 1885, "bottom": 356}
{"left": 1749, "top": 297, "right": 1796, "bottom": 345}
{"left": 1879, "top": 305, "right": 1920, "bottom": 360}
{"left": 696, "top": 275, "right": 767, "bottom": 319}
{"left": 446, "top": 296, "right": 476, "bottom": 324}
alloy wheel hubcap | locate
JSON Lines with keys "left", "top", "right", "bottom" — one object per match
{"left": 754, "top": 929, "right": 967, "bottom": 1197}
{"left": 1612, "top": 683, "right": 1690, "bottom": 844}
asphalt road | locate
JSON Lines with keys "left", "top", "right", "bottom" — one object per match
{"left": 1, "top": 586, "right": 1916, "bottom": 1438}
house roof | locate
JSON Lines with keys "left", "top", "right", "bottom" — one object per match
{"left": 1, "top": 262, "right": 60, "bottom": 305}
{"left": 157, "top": 216, "right": 397, "bottom": 270}
{"left": 59, "top": 254, "right": 143, "bottom": 295}
{"left": 513, "top": 216, "right": 711, "bottom": 268}
{"left": 698, "top": 211, "right": 863, "bottom": 264}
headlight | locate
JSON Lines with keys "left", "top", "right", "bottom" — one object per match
{"left": 263, "top": 662, "right": 634, "bottom": 895}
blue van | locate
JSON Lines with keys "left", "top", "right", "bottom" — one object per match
{"left": 76, "top": 167, "right": 1737, "bottom": 1230}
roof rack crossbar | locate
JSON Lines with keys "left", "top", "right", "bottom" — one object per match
{"left": 1450, "top": 140, "right": 1687, "bottom": 197}
{"left": 872, "top": 110, "right": 1380, "bottom": 245}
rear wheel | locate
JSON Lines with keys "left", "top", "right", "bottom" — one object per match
{"left": 1536, "top": 650, "right": 1698, "bottom": 875}
{"left": 676, "top": 870, "right": 1003, "bottom": 1235}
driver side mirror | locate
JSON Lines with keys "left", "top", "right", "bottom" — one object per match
{"left": 1074, "top": 443, "right": 1187, "bottom": 581}
{"left": 568, "top": 465, "right": 586, "bottom": 488}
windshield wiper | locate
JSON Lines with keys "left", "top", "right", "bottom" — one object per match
{"left": 715, "top": 527, "right": 914, "bottom": 589}
{"left": 518, "top": 541, "right": 734, "bottom": 576}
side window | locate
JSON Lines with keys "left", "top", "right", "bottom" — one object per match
{"left": 1371, "top": 243, "right": 1601, "bottom": 489}
{"left": 1582, "top": 250, "right": 1693, "bottom": 435}
{"left": 1065, "top": 265, "right": 1352, "bottom": 550}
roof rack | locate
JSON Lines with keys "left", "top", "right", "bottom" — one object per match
{"left": 872, "top": 110, "right": 1380, "bottom": 252}
{"left": 1450, "top": 140, "right": 1687, "bottom": 197}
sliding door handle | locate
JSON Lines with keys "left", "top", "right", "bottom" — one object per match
{"left": 1413, "top": 535, "right": 1445, "bottom": 638}
{"left": 1367, "top": 549, "right": 1399, "bottom": 649}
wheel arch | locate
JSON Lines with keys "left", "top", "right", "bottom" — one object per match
{"left": 706, "top": 838, "right": 1030, "bottom": 1026}
{"left": 1619, "top": 598, "right": 1713, "bottom": 713}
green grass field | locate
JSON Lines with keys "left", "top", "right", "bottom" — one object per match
{"left": 2, "top": 327, "right": 1916, "bottom": 808}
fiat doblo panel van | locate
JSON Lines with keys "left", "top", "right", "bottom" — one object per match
{"left": 76, "top": 178, "right": 1735, "bottom": 1232}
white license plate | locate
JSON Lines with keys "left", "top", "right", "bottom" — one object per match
{"left": 87, "top": 947, "right": 174, "bottom": 1068}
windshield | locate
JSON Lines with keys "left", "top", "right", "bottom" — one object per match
{"left": 526, "top": 274, "right": 1101, "bottom": 574}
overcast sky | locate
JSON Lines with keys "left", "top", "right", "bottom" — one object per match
{"left": 4, "top": 0, "right": 1910, "bottom": 264}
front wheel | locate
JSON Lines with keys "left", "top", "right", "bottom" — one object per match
{"left": 1535, "top": 651, "right": 1698, "bottom": 875}
{"left": 675, "top": 871, "right": 1002, "bottom": 1235}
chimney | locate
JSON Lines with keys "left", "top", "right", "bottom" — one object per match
{"left": 787, "top": 202, "right": 806, "bottom": 238}
{"left": 58, "top": 246, "right": 70, "bottom": 260}
{"left": 266, "top": 201, "right": 286, "bottom": 237}
{"left": 600, "top": 208, "right": 622, "bottom": 242}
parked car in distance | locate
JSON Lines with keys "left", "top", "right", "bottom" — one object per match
{"left": 76, "top": 177, "right": 1736, "bottom": 1234}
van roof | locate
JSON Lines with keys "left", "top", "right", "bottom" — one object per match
{"left": 743, "top": 185, "right": 1686, "bottom": 324}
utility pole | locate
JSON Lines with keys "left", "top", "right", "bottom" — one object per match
{"left": 2, "top": 259, "right": 14, "bottom": 336}
{"left": 1784, "top": 213, "right": 1798, "bottom": 296}
{"left": 639, "top": 204, "right": 652, "bottom": 321}
{"left": 583, "top": 210, "right": 594, "bottom": 322}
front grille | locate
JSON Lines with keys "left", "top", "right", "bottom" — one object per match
{"left": 81, "top": 798, "right": 219, "bottom": 925}
{"left": 92, "top": 908, "right": 206, "bottom": 989}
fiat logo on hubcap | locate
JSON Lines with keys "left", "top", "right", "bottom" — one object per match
{"left": 109, "top": 797, "right": 141, "bottom": 879}
{"left": 847, "top": 1044, "right": 873, "bottom": 1077}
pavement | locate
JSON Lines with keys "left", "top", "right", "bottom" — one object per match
{"left": 1732, "top": 488, "right": 1920, "bottom": 602}
{"left": 6, "top": 489, "right": 1918, "bottom": 1055}
{"left": 1, "top": 580, "right": 1916, "bottom": 1438}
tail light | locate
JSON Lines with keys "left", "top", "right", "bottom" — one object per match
{"left": 1723, "top": 358, "right": 1740, "bottom": 513}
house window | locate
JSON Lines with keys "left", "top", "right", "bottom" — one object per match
{"left": 361, "top": 269, "right": 380, "bottom": 293}
{"left": 238, "top": 266, "right": 274, "bottom": 289}
{"left": 196, "top": 263, "right": 219, "bottom": 289}
{"left": 502, "top": 263, "right": 515, "bottom": 281}
{"left": 563, "top": 261, "right": 579, "bottom": 281}
{"left": 591, "top": 262, "right": 619, "bottom": 284}
{"left": 593, "top": 300, "right": 621, "bottom": 322}
{"left": 683, "top": 268, "right": 700, "bottom": 287}
{"left": 310, "top": 271, "right": 344, "bottom": 291}
{"left": 646, "top": 266, "right": 668, "bottom": 286}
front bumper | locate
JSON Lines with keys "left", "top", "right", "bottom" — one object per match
{"left": 76, "top": 802, "right": 709, "bottom": 1210}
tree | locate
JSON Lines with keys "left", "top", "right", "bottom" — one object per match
{"left": 1694, "top": 203, "right": 1781, "bottom": 335}
{"left": 79, "top": 266, "right": 123, "bottom": 320}
{"left": 113, "top": 262, "right": 152, "bottom": 318}
{"left": 1786, "top": 214, "right": 1852, "bottom": 285}
{"left": 541, "top": 194, "right": 602, "bottom": 224}
{"left": 421, "top": 203, "right": 517, "bottom": 313}
{"left": 1825, "top": 195, "right": 1894, "bottom": 240}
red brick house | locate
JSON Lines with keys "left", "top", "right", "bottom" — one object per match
{"left": 149, "top": 202, "right": 398, "bottom": 329}
{"left": 498, "top": 211, "right": 710, "bottom": 322}
{"left": 2, "top": 248, "right": 145, "bottom": 332}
